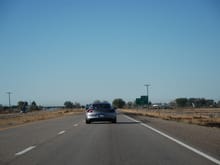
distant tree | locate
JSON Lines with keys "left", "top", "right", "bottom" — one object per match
{"left": 17, "top": 101, "right": 28, "bottom": 112}
{"left": 188, "top": 98, "right": 215, "bottom": 108}
{"left": 64, "top": 101, "right": 74, "bottom": 109}
{"left": 175, "top": 98, "right": 188, "bottom": 107}
{"left": 73, "top": 102, "right": 81, "bottom": 108}
{"left": 126, "top": 101, "right": 134, "bottom": 109}
{"left": 0, "top": 104, "right": 3, "bottom": 111}
{"left": 112, "top": 98, "right": 126, "bottom": 108}
{"left": 30, "top": 101, "right": 39, "bottom": 111}
{"left": 188, "top": 98, "right": 196, "bottom": 107}
{"left": 17, "top": 101, "right": 28, "bottom": 109}
{"left": 200, "top": 98, "right": 206, "bottom": 107}
{"left": 206, "top": 99, "right": 215, "bottom": 107}
{"left": 217, "top": 101, "right": 220, "bottom": 108}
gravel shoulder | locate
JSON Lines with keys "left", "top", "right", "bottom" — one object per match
{"left": 126, "top": 114, "right": 220, "bottom": 160}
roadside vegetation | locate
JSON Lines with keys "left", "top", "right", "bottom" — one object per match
{"left": 112, "top": 97, "right": 220, "bottom": 128}
{"left": 0, "top": 109, "right": 83, "bottom": 130}
{"left": 0, "top": 100, "right": 84, "bottom": 130}
{"left": 122, "top": 108, "right": 220, "bottom": 128}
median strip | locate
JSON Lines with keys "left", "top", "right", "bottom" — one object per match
{"left": 15, "top": 146, "right": 36, "bottom": 156}
{"left": 124, "top": 115, "right": 220, "bottom": 165}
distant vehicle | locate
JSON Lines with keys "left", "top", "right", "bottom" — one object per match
{"left": 152, "top": 104, "right": 160, "bottom": 109}
{"left": 85, "top": 102, "right": 117, "bottom": 124}
{"left": 152, "top": 103, "right": 173, "bottom": 109}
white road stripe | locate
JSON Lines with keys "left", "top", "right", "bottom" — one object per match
{"left": 124, "top": 115, "right": 220, "bottom": 165}
{"left": 58, "top": 130, "right": 66, "bottom": 135}
{"left": 74, "top": 124, "right": 78, "bottom": 127}
{"left": 15, "top": 146, "right": 36, "bottom": 156}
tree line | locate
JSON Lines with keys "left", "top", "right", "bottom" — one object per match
{"left": 175, "top": 98, "right": 218, "bottom": 108}
{"left": 0, "top": 101, "right": 41, "bottom": 113}
{"left": 64, "top": 101, "right": 81, "bottom": 109}
{"left": 111, "top": 98, "right": 220, "bottom": 109}
{"left": 1, "top": 97, "right": 220, "bottom": 113}
{"left": 63, "top": 99, "right": 127, "bottom": 109}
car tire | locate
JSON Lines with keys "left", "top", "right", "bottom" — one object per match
{"left": 112, "top": 119, "right": 117, "bottom": 123}
{"left": 86, "top": 119, "right": 90, "bottom": 124}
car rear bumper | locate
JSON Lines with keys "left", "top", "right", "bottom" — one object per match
{"left": 86, "top": 113, "right": 116, "bottom": 121}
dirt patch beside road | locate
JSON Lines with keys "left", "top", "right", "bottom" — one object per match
{"left": 0, "top": 109, "right": 83, "bottom": 130}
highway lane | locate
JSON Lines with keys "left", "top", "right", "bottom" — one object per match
{"left": 0, "top": 115, "right": 84, "bottom": 164}
{"left": 0, "top": 113, "right": 218, "bottom": 165}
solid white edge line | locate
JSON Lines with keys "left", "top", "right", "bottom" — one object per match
{"left": 58, "top": 130, "right": 66, "bottom": 135}
{"left": 124, "top": 115, "right": 220, "bottom": 165}
{"left": 15, "top": 146, "right": 36, "bottom": 156}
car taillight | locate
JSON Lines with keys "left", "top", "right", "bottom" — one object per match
{"left": 87, "top": 109, "right": 93, "bottom": 113}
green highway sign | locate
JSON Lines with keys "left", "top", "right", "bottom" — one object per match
{"left": 135, "top": 96, "right": 148, "bottom": 105}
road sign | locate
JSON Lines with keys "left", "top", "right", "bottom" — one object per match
{"left": 136, "top": 96, "right": 148, "bottom": 105}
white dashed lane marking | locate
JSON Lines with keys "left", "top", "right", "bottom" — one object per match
{"left": 73, "top": 124, "right": 78, "bottom": 127}
{"left": 15, "top": 146, "right": 36, "bottom": 156}
{"left": 14, "top": 120, "right": 88, "bottom": 158}
{"left": 58, "top": 130, "right": 66, "bottom": 135}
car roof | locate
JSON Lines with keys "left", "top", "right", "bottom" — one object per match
{"left": 93, "top": 102, "right": 111, "bottom": 105}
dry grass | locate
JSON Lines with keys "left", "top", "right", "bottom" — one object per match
{"left": 0, "top": 109, "right": 84, "bottom": 130}
{"left": 121, "top": 108, "right": 220, "bottom": 127}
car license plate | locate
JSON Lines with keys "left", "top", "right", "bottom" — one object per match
{"left": 99, "top": 115, "right": 104, "bottom": 118}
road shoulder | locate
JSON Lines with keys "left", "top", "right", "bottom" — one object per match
{"left": 125, "top": 113, "right": 220, "bottom": 160}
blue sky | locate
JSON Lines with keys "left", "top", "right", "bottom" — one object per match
{"left": 0, "top": 0, "right": 220, "bottom": 106}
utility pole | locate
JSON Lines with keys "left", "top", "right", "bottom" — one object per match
{"left": 144, "top": 84, "right": 150, "bottom": 109}
{"left": 6, "top": 92, "right": 12, "bottom": 109}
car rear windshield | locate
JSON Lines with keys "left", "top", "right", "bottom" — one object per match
{"left": 92, "top": 104, "right": 114, "bottom": 112}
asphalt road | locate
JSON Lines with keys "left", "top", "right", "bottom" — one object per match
{"left": 0, "top": 113, "right": 219, "bottom": 165}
